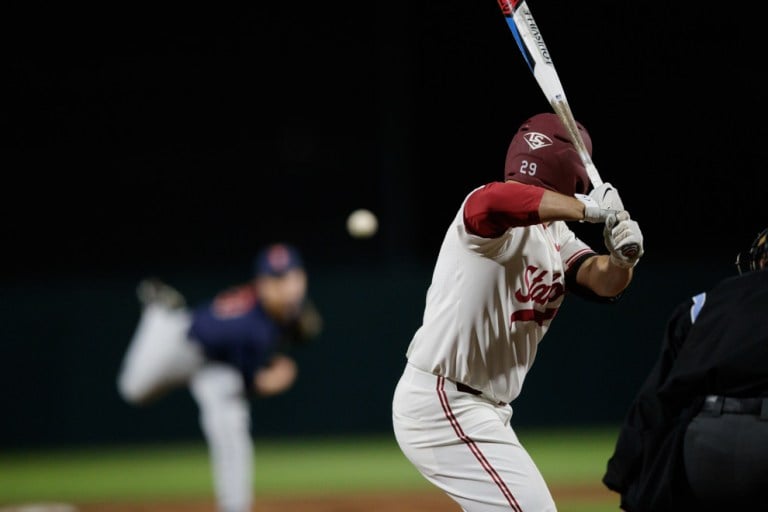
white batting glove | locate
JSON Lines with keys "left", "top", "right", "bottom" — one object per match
{"left": 589, "top": 182, "right": 624, "bottom": 211}
{"left": 604, "top": 211, "right": 644, "bottom": 268}
{"left": 575, "top": 194, "right": 619, "bottom": 224}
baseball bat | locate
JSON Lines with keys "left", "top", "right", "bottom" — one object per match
{"left": 496, "top": 0, "right": 603, "bottom": 188}
{"left": 497, "top": 0, "right": 643, "bottom": 260}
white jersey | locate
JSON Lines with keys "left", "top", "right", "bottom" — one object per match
{"left": 406, "top": 189, "right": 595, "bottom": 405}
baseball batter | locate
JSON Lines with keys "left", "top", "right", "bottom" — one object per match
{"left": 391, "top": 113, "right": 644, "bottom": 511}
{"left": 117, "top": 242, "right": 322, "bottom": 512}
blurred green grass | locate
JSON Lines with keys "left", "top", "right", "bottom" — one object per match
{"left": 0, "top": 426, "right": 622, "bottom": 511}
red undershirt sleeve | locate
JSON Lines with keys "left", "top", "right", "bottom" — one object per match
{"left": 463, "top": 182, "right": 545, "bottom": 238}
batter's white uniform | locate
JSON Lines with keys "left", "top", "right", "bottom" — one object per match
{"left": 392, "top": 189, "right": 595, "bottom": 511}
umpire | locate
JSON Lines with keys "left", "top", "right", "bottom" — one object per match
{"left": 603, "top": 227, "right": 768, "bottom": 511}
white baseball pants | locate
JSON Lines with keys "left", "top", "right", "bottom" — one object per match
{"left": 392, "top": 363, "right": 556, "bottom": 512}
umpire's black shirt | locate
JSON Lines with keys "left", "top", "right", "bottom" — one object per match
{"left": 602, "top": 269, "right": 768, "bottom": 512}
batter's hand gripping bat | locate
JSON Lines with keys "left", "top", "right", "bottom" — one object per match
{"left": 497, "top": 0, "right": 642, "bottom": 260}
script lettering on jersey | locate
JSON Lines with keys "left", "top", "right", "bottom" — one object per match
{"left": 213, "top": 285, "right": 256, "bottom": 319}
{"left": 511, "top": 265, "right": 564, "bottom": 325}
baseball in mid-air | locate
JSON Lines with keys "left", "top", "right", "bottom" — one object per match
{"left": 346, "top": 208, "right": 378, "bottom": 238}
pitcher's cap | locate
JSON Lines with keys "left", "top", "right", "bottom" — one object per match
{"left": 254, "top": 243, "right": 304, "bottom": 277}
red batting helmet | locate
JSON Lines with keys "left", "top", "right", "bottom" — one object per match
{"left": 504, "top": 113, "right": 593, "bottom": 196}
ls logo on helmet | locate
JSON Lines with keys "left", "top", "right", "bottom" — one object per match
{"left": 523, "top": 132, "right": 553, "bottom": 150}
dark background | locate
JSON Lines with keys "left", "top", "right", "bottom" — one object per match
{"left": 1, "top": 2, "right": 764, "bottom": 449}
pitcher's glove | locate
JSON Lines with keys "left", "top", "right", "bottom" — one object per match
{"left": 604, "top": 211, "right": 644, "bottom": 268}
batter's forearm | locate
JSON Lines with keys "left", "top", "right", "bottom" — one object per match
{"left": 577, "top": 254, "right": 633, "bottom": 297}
{"left": 537, "top": 190, "right": 588, "bottom": 223}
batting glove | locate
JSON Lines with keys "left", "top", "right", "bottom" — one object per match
{"left": 604, "top": 211, "right": 644, "bottom": 268}
{"left": 575, "top": 194, "right": 618, "bottom": 224}
{"left": 589, "top": 182, "right": 624, "bottom": 211}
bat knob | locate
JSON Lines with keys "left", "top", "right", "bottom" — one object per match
{"left": 621, "top": 243, "right": 640, "bottom": 259}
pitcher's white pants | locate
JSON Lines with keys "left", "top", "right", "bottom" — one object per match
{"left": 117, "top": 304, "right": 254, "bottom": 512}
{"left": 392, "top": 363, "right": 556, "bottom": 512}
{"left": 117, "top": 304, "right": 203, "bottom": 404}
{"left": 191, "top": 363, "right": 253, "bottom": 512}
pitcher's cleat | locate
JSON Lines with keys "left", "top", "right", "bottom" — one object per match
{"left": 136, "top": 278, "right": 186, "bottom": 309}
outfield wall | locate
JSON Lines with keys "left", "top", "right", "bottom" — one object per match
{"left": 0, "top": 258, "right": 731, "bottom": 449}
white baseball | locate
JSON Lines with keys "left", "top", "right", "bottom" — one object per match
{"left": 346, "top": 209, "right": 378, "bottom": 238}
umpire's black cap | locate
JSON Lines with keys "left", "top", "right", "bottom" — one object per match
{"left": 254, "top": 243, "right": 304, "bottom": 277}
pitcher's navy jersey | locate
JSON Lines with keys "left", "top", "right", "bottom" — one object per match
{"left": 188, "top": 284, "right": 286, "bottom": 387}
